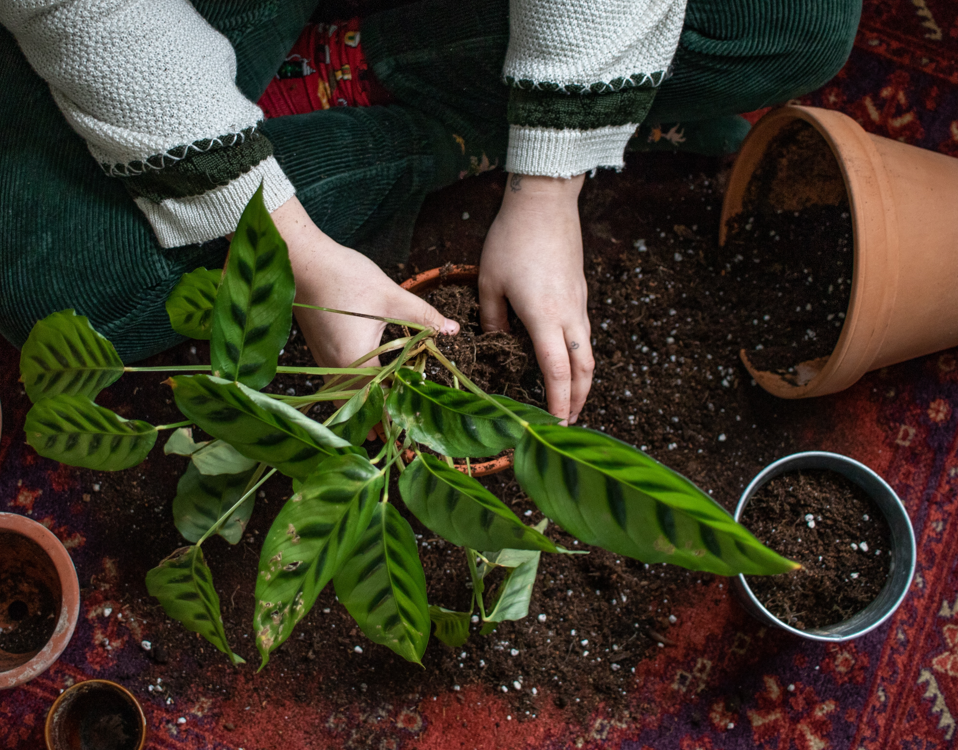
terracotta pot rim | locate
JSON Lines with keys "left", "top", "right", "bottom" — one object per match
{"left": 720, "top": 104, "right": 900, "bottom": 399}
{"left": 45, "top": 678, "right": 148, "bottom": 750}
{"left": 396, "top": 264, "right": 512, "bottom": 477}
{"left": 0, "top": 512, "right": 80, "bottom": 690}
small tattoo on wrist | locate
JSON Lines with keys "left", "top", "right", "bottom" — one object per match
{"left": 510, "top": 174, "right": 523, "bottom": 192}
{"left": 569, "top": 341, "right": 580, "bottom": 350}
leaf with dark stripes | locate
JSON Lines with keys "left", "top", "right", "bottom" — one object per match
{"left": 146, "top": 545, "right": 244, "bottom": 665}
{"left": 514, "top": 424, "right": 798, "bottom": 576}
{"left": 399, "top": 454, "right": 557, "bottom": 552}
{"left": 169, "top": 375, "right": 361, "bottom": 480}
{"left": 482, "top": 549, "right": 540, "bottom": 625}
{"left": 254, "top": 454, "right": 382, "bottom": 668}
{"left": 25, "top": 394, "right": 156, "bottom": 471}
{"left": 20, "top": 310, "right": 124, "bottom": 403}
{"left": 210, "top": 185, "right": 295, "bottom": 390}
{"left": 429, "top": 606, "right": 471, "bottom": 648}
{"left": 328, "top": 382, "right": 385, "bottom": 446}
{"left": 172, "top": 463, "right": 257, "bottom": 545}
{"left": 334, "top": 503, "right": 430, "bottom": 664}
{"left": 386, "top": 369, "right": 558, "bottom": 458}
{"left": 166, "top": 267, "right": 221, "bottom": 340}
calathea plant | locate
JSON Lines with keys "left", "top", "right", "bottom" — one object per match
{"left": 19, "top": 187, "right": 797, "bottom": 668}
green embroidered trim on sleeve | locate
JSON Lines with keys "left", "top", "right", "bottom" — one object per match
{"left": 104, "top": 126, "right": 274, "bottom": 204}
{"left": 503, "top": 70, "right": 668, "bottom": 94}
{"left": 507, "top": 87, "right": 658, "bottom": 131}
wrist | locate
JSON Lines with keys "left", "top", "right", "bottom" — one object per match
{"left": 502, "top": 173, "right": 585, "bottom": 210}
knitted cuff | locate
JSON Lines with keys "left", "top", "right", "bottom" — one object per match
{"left": 505, "top": 124, "right": 637, "bottom": 177}
{"left": 135, "top": 156, "right": 296, "bottom": 248}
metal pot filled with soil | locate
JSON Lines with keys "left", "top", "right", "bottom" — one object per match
{"left": 720, "top": 104, "right": 958, "bottom": 399}
{"left": 733, "top": 452, "right": 915, "bottom": 641}
{"left": 45, "top": 679, "right": 147, "bottom": 750}
{"left": 380, "top": 263, "right": 546, "bottom": 476}
{"left": 0, "top": 512, "right": 80, "bottom": 689}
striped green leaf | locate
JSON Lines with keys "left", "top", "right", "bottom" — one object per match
{"left": 191, "top": 440, "right": 258, "bottom": 476}
{"left": 146, "top": 545, "right": 244, "bottom": 666}
{"left": 386, "top": 369, "right": 559, "bottom": 458}
{"left": 429, "top": 606, "right": 471, "bottom": 648}
{"left": 169, "top": 375, "right": 360, "bottom": 481}
{"left": 20, "top": 310, "right": 124, "bottom": 403}
{"left": 334, "top": 503, "right": 430, "bottom": 664}
{"left": 166, "top": 267, "right": 221, "bottom": 340}
{"left": 328, "top": 383, "right": 385, "bottom": 446}
{"left": 164, "top": 427, "right": 208, "bottom": 456}
{"left": 210, "top": 185, "right": 295, "bottom": 390}
{"left": 25, "top": 394, "right": 156, "bottom": 471}
{"left": 399, "top": 454, "right": 557, "bottom": 553}
{"left": 254, "top": 454, "right": 382, "bottom": 668}
{"left": 172, "top": 463, "right": 256, "bottom": 545}
{"left": 483, "top": 549, "right": 540, "bottom": 625}
{"left": 515, "top": 425, "right": 798, "bottom": 576}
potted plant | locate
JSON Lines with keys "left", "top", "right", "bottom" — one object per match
{"left": 17, "top": 187, "right": 797, "bottom": 668}
{"left": 719, "top": 104, "right": 958, "bottom": 399}
{"left": 0, "top": 512, "right": 80, "bottom": 689}
{"left": 732, "top": 451, "right": 916, "bottom": 641}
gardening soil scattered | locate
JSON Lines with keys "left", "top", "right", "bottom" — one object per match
{"left": 739, "top": 470, "right": 892, "bottom": 630}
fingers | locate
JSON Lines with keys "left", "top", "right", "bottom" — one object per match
{"left": 530, "top": 330, "right": 573, "bottom": 424}
{"left": 478, "top": 276, "right": 511, "bottom": 333}
{"left": 566, "top": 334, "right": 594, "bottom": 424}
{"left": 394, "top": 288, "right": 459, "bottom": 335}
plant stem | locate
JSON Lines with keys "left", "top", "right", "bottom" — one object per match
{"left": 154, "top": 420, "right": 192, "bottom": 431}
{"left": 276, "top": 366, "right": 379, "bottom": 376}
{"left": 124, "top": 365, "right": 211, "bottom": 372}
{"left": 465, "top": 547, "right": 487, "bottom": 620}
{"left": 424, "top": 340, "right": 527, "bottom": 427}
{"left": 196, "top": 468, "right": 276, "bottom": 547}
{"left": 292, "top": 302, "right": 430, "bottom": 331}
{"left": 273, "top": 390, "right": 359, "bottom": 406}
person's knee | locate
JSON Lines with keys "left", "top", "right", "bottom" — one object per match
{"left": 783, "top": 0, "right": 861, "bottom": 94}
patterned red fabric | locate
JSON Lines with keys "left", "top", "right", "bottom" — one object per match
{"left": 4, "top": 3, "right": 958, "bottom": 748}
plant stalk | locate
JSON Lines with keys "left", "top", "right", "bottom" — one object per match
{"left": 196, "top": 468, "right": 276, "bottom": 547}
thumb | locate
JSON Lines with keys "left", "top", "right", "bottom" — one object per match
{"left": 479, "top": 280, "right": 510, "bottom": 333}
{"left": 393, "top": 287, "right": 459, "bottom": 335}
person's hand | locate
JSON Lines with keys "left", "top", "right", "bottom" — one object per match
{"left": 271, "top": 198, "right": 459, "bottom": 372}
{"left": 479, "top": 174, "right": 594, "bottom": 424}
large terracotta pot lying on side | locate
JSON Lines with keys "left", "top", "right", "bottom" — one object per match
{"left": 0, "top": 513, "right": 80, "bottom": 689}
{"left": 720, "top": 105, "right": 958, "bottom": 399}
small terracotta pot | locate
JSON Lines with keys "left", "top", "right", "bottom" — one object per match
{"left": 720, "top": 105, "right": 958, "bottom": 398}
{"left": 0, "top": 513, "right": 80, "bottom": 690}
{"left": 391, "top": 264, "right": 512, "bottom": 477}
{"left": 45, "top": 679, "right": 147, "bottom": 750}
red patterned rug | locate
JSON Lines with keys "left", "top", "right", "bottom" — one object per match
{"left": 4, "top": 2, "right": 958, "bottom": 748}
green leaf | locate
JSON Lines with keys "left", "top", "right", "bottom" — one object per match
{"left": 483, "top": 551, "right": 541, "bottom": 625}
{"left": 478, "top": 547, "right": 541, "bottom": 578}
{"left": 328, "top": 383, "right": 385, "bottom": 446}
{"left": 146, "top": 545, "right": 244, "bottom": 666}
{"left": 169, "top": 375, "right": 360, "bottom": 480}
{"left": 254, "top": 454, "right": 382, "bottom": 668}
{"left": 191, "top": 440, "right": 258, "bottom": 476}
{"left": 399, "top": 454, "right": 557, "bottom": 553}
{"left": 19, "top": 310, "right": 124, "bottom": 403}
{"left": 429, "top": 606, "right": 472, "bottom": 648}
{"left": 386, "top": 369, "right": 558, "bottom": 458}
{"left": 25, "top": 394, "right": 156, "bottom": 471}
{"left": 166, "top": 267, "right": 221, "bottom": 340}
{"left": 164, "top": 427, "right": 208, "bottom": 456}
{"left": 515, "top": 424, "right": 798, "bottom": 576}
{"left": 172, "top": 463, "right": 256, "bottom": 545}
{"left": 210, "top": 185, "right": 295, "bottom": 390}
{"left": 334, "top": 503, "right": 430, "bottom": 664}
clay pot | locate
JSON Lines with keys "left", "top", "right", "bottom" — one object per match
{"left": 45, "top": 679, "right": 147, "bottom": 750}
{"left": 392, "top": 264, "right": 512, "bottom": 477}
{"left": 720, "top": 105, "right": 958, "bottom": 398}
{"left": 732, "top": 452, "right": 916, "bottom": 641}
{"left": 0, "top": 513, "right": 80, "bottom": 689}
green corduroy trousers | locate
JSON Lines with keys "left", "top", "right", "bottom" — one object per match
{"left": 0, "top": 0, "right": 861, "bottom": 362}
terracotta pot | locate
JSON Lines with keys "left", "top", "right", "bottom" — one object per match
{"left": 0, "top": 513, "right": 80, "bottom": 690}
{"left": 732, "top": 452, "right": 915, "bottom": 641}
{"left": 720, "top": 105, "right": 958, "bottom": 398}
{"left": 391, "top": 264, "right": 512, "bottom": 477}
{"left": 45, "top": 679, "right": 147, "bottom": 750}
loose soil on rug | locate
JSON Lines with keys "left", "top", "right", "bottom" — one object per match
{"left": 65, "top": 151, "right": 860, "bottom": 732}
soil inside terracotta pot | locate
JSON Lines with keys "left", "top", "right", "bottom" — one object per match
{"left": 0, "top": 532, "right": 60, "bottom": 656}
{"left": 722, "top": 120, "right": 854, "bottom": 378}
{"left": 51, "top": 685, "right": 143, "bottom": 750}
{"left": 738, "top": 469, "right": 892, "bottom": 630}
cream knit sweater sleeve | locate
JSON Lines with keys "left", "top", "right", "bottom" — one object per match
{"left": 0, "top": 0, "right": 295, "bottom": 248}
{"left": 503, "top": 0, "right": 687, "bottom": 177}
